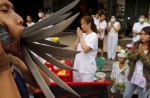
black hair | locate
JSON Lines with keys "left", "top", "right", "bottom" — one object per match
{"left": 38, "top": 8, "right": 47, "bottom": 15}
{"left": 140, "top": 26, "right": 150, "bottom": 52}
{"left": 139, "top": 14, "right": 146, "bottom": 18}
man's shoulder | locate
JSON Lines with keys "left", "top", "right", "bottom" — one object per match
{"left": 143, "top": 22, "right": 150, "bottom": 26}
{"left": 133, "top": 22, "right": 140, "bottom": 25}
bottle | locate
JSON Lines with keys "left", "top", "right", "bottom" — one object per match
{"left": 0, "top": 24, "right": 12, "bottom": 45}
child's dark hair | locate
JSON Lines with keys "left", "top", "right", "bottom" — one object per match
{"left": 81, "top": 15, "right": 97, "bottom": 33}
{"left": 38, "top": 8, "right": 47, "bottom": 15}
{"left": 100, "top": 13, "right": 106, "bottom": 17}
{"left": 141, "top": 26, "right": 150, "bottom": 52}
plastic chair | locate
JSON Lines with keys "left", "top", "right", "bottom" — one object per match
{"left": 96, "top": 57, "right": 106, "bottom": 71}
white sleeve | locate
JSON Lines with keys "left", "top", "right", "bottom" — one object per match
{"left": 86, "top": 34, "right": 98, "bottom": 50}
{"left": 110, "top": 63, "right": 116, "bottom": 78}
{"left": 100, "top": 22, "right": 107, "bottom": 30}
{"left": 132, "top": 23, "right": 137, "bottom": 31}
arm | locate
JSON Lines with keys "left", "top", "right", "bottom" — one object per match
{"left": 106, "top": 22, "right": 111, "bottom": 32}
{"left": 138, "top": 53, "right": 150, "bottom": 69}
{"left": 110, "top": 62, "right": 116, "bottom": 81}
{"left": 97, "top": 28, "right": 103, "bottom": 33}
{"left": 0, "top": 44, "right": 21, "bottom": 98}
{"left": 132, "top": 23, "right": 140, "bottom": 34}
{"left": 76, "top": 27, "right": 92, "bottom": 53}
{"left": 80, "top": 38, "right": 92, "bottom": 53}
{"left": 8, "top": 54, "right": 50, "bottom": 88}
{"left": 112, "top": 22, "right": 121, "bottom": 32}
{"left": 73, "top": 37, "right": 80, "bottom": 50}
{"left": 128, "top": 45, "right": 139, "bottom": 62}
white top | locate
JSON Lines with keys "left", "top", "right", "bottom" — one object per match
{"left": 27, "top": 22, "right": 35, "bottom": 27}
{"left": 110, "top": 61, "right": 129, "bottom": 84}
{"left": 73, "top": 32, "right": 98, "bottom": 74}
{"left": 134, "top": 50, "right": 148, "bottom": 76}
{"left": 97, "top": 20, "right": 107, "bottom": 39}
{"left": 108, "top": 22, "right": 120, "bottom": 36}
{"left": 132, "top": 22, "right": 150, "bottom": 42}
{"left": 93, "top": 17, "right": 100, "bottom": 29}
{"left": 132, "top": 22, "right": 150, "bottom": 33}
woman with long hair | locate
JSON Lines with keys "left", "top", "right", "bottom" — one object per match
{"left": 73, "top": 15, "right": 98, "bottom": 82}
{"left": 124, "top": 26, "right": 150, "bottom": 98}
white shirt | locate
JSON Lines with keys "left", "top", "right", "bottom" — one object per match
{"left": 132, "top": 22, "right": 150, "bottom": 42}
{"left": 27, "top": 22, "right": 35, "bottom": 27}
{"left": 133, "top": 22, "right": 150, "bottom": 33}
{"left": 73, "top": 32, "right": 98, "bottom": 74}
{"left": 134, "top": 50, "right": 148, "bottom": 76}
{"left": 108, "top": 22, "right": 120, "bottom": 36}
{"left": 93, "top": 17, "right": 100, "bottom": 29}
{"left": 97, "top": 20, "right": 107, "bottom": 39}
{"left": 110, "top": 61, "right": 129, "bottom": 84}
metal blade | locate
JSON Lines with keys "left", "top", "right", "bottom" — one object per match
{"left": 26, "top": 42, "right": 80, "bottom": 57}
{"left": 50, "top": 31, "right": 74, "bottom": 37}
{"left": 44, "top": 12, "right": 72, "bottom": 28}
{"left": 27, "top": 50, "right": 80, "bottom": 97}
{"left": 28, "top": 49, "right": 76, "bottom": 71}
{"left": 37, "top": 40, "right": 68, "bottom": 47}
{"left": 21, "top": 0, "right": 80, "bottom": 38}
{"left": 21, "top": 45, "right": 55, "bottom": 98}
{"left": 24, "top": 13, "right": 79, "bottom": 42}
{"left": 24, "top": 12, "right": 72, "bottom": 38}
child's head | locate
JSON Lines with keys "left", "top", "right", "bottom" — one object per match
{"left": 117, "top": 53, "right": 127, "bottom": 63}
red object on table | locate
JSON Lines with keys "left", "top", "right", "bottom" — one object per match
{"left": 45, "top": 60, "right": 72, "bottom": 82}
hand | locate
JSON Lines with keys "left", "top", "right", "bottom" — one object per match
{"left": 3, "top": 41, "right": 21, "bottom": 57}
{"left": 76, "top": 27, "right": 83, "bottom": 39}
{"left": 138, "top": 43, "right": 144, "bottom": 53}
{"left": 111, "top": 22, "right": 114, "bottom": 27}
{"left": 108, "top": 22, "right": 111, "bottom": 27}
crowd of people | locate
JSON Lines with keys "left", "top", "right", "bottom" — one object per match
{"left": 0, "top": 0, "right": 150, "bottom": 98}
{"left": 72, "top": 12, "right": 150, "bottom": 98}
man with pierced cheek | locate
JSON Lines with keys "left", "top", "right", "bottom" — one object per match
{"left": 0, "top": 0, "right": 49, "bottom": 98}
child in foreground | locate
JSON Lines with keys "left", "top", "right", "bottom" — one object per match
{"left": 110, "top": 52, "right": 129, "bottom": 98}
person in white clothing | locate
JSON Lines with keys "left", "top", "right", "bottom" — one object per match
{"left": 97, "top": 13, "right": 107, "bottom": 57}
{"left": 73, "top": 15, "right": 98, "bottom": 82}
{"left": 110, "top": 52, "right": 129, "bottom": 98}
{"left": 92, "top": 12, "right": 100, "bottom": 29}
{"left": 26, "top": 15, "right": 35, "bottom": 27}
{"left": 38, "top": 9, "right": 47, "bottom": 22}
{"left": 132, "top": 14, "right": 150, "bottom": 43}
{"left": 106, "top": 16, "right": 121, "bottom": 60}
{"left": 123, "top": 26, "right": 150, "bottom": 98}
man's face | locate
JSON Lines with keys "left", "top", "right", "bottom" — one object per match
{"left": 100, "top": 15, "right": 106, "bottom": 21}
{"left": 0, "top": 0, "right": 24, "bottom": 51}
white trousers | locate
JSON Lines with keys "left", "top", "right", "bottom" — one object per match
{"left": 73, "top": 71, "right": 94, "bottom": 82}
{"left": 107, "top": 34, "right": 118, "bottom": 59}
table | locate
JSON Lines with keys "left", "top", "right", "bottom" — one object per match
{"left": 34, "top": 81, "right": 112, "bottom": 98}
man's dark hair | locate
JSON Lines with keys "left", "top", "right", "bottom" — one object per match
{"left": 38, "top": 8, "right": 47, "bottom": 15}
{"left": 100, "top": 13, "right": 106, "bottom": 17}
{"left": 139, "top": 14, "right": 146, "bottom": 18}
